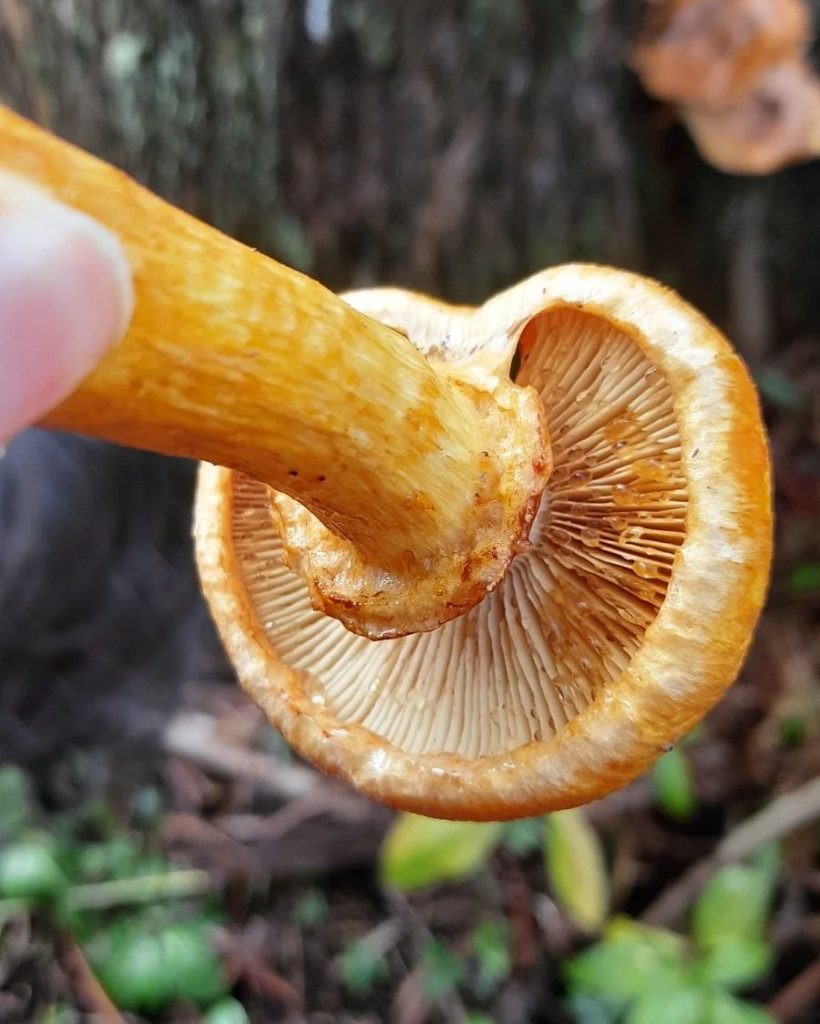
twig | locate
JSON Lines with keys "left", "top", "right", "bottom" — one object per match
{"left": 163, "top": 803, "right": 392, "bottom": 879}
{"left": 333, "top": 917, "right": 404, "bottom": 965}
{"left": 216, "top": 784, "right": 366, "bottom": 843}
{"left": 718, "top": 777, "right": 820, "bottom": 862}
{"left": 62, "top": 932, "right": 125, "bottom": 1023}
{"left": 162, "top": 710, "right": 319, "bottom": 801}
{"left": 389, "top": 892, "right": 471, "bottom": 1024}
{"left": 63, "top": 869, "right": 215, "bottom": 912}
{"left": 393, "top": 968, "right": 429, "bottom": 1024}
{"left": 767, "top": 959, "right": 820, "bottom": 1023}
{"left": 643, "top": 776, "right": 820, "bottom": 926}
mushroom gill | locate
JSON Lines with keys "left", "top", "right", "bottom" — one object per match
{"left": 228, "top": 306, "right": 687, "bottom": 759}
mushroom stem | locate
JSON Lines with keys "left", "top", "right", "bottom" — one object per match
{"left": 0, "top": 105, "right": 550, "bottom": 639}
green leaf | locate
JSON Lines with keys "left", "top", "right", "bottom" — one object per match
{"left": 74, "top": 836, "right": 143, "bottom": 882}
{"left": 626, "top": 984, "right": 707, "bottom": 1024}
{"left": 778, "top": 716, "right": 807, "bottom": 749}
{"left": 692, "top": 862, "right": 777, "bottom": 953}
{"left": 205, "top": 998, "right": 252, "bottom": 1024}
{"left": 605, "top": 916, "right": 688, "bottom": 958}
{"left": 380, "top": 814, "right": 502, "bottom": 891}
{"left": 420, "top": 939, "right": 466, "bottom": 1000}
{"left": 697, "top": 938, "right": 772, "bottom": 991}
{"left": 92, "top": 926, "right": 174, "bottom": 1012}
{"left": 471, "top": 921, "right": 511, "bottom": 995}
{"left": 651, "top": 749, "right": 697, "bottom": 821}
{"left": 464, "top": 1014, "right": 495, "bottom": 1024}
{"left": 544, "top": 810, "right": 608, "bottom": 933}
{"left": 0, "top": 767, "right": 35, "bottom": 842}
{"left": 681, "top": 725, "right": 704, "bottom": 748}
{"left": 341, "top": 939, "right": 388, "bottom": 996}
{"left": 567, "top": 993, "right": 622, "bottom": 1024}
{"left": 34, "top": 1005, "right": 79, "bottom": 1024}
{"left": 566, "top": 926, "right": 688, "bottom": 1006}
{"left": 91, "top": 919, "right": 227, "bottom": 1011}
{"left": 601, "top": 917, "right": 683, "bottom": 954}
{"left": 789, "top": 563, "right": 820, "bottom": 593}
{"left": 0, "top": 839, "right": 67, "bottom": 902}
{"left": 293, "top": 888, "right": 328, "bottom": 928}
{"left": 708, "top": 991, "right": 777, "bottom": 1024}
{"left": 163, "top": 923, "right": 228, "bottom": 1005}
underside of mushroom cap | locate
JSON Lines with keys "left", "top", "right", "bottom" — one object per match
{"left": 194, "top": 264, "right": 772, "bottom": 821}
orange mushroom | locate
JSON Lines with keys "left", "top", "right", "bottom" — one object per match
{"left": 195, "top": 269, "right": 771, "bottom": 819}
{"left": 0, "top": 106, "right": 772, "bottom": 820}
{"left": 634, "top": 0, "right": 820, "bottom": 174}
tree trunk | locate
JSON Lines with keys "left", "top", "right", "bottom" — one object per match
{"left": 3, "top": 0, "right": 819, "bottom": 362}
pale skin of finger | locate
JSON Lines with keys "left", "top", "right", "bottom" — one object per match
{"left": 0, "top": 195, "right": 134, "bottom": 444}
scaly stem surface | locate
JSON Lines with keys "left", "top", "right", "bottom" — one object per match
{"left": 0, "top": 106, "right": 549, "bottom": 637}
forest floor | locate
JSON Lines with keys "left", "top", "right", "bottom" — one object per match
{"left": 0, "top": 338, "right": 818, "bottom": 1024}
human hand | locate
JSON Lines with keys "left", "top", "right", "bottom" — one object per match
{"left": 0, "top": 192, "right": 133, "bottom": 444}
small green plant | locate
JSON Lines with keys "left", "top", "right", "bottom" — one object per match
{"left": 36, "top": 1005, "right": 79, "bottom": 1024}
{"left": 341, "top": 936, "right": 389, "bottom": 996}
{"left": 421, "top": 938, "right": 467, "bottom": 999}
{"left": 471, "top": 920, "right": 511, "bottom": 996}
{"left": 778, "top": 715, "right": 807, "bottom": 749}
{"left": 380, "top": 805, "right": 609, "bottom": 938}
{"left": 544, "top": 810, "right": 609, "bottom": 934}
{"left": 86, "top": 915, "right": 229, "bottom": 1012}
{"left": 0, "top": 771, "right": 233, "bottom": 1017}
{"left": 205, "top": 998, "right": 252, "bottom": 1024}
{"left": 651, "top": 729, "right": 703, "bottom": 822}
{"left": 0, "top": 836, "right": 67, "bottom": 902}
{"left": 293, "top": 886, "right": 329, "bottom": 928}
{"left": 788, "top": 562, "right": 820, "bottom": 594}
{"left": 651, "top": 748, "right": 697, "bottom": 821}
{"left": 380, "top": 814, "right": 503, "bottom": 890}
{"left": 565, "top": 847, "right": 780, "bottom": 1024}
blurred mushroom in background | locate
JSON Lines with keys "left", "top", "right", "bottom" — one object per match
{"left": 633, "top": 0, "right": 820, "bottom": 174}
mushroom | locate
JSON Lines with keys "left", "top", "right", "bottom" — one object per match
{"left": 195, "top": 268, "right": 771, "bottom": 820}
{"left": 633, "top": 0, "right": 820, "bottom": 175}
{"left": 632, "top": 0, "right": 811, "bottom": 109}
{"left": 1, "top": 106, "right": 772, "bottom": 820}
{"left": 681, "top": 61, "right": 820, "bottom": 175}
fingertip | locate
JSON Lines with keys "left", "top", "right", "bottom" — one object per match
{"left": 0, "top": 203, "right": 134, "bottom": 441}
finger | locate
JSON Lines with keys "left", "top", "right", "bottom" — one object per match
{"left": 0, "top": 202, "right": 134, "bottom": 443}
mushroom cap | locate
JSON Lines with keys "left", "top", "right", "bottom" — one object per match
{"left": 194, "top": 264, "right": 772, "bottom": 821}
{"left": 632, "top": 0, "right": 811, "bottom": 109}
{"left": 681, "top": 61, "right": 820, "bottom": 175}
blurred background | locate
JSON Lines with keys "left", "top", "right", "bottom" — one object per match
{"left": 0, "top": 1, "right": 818, "bottom": 1022}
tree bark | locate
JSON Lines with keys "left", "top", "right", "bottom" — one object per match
{"left": 3, "top": 0, "right": 819, "bottom": 364}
